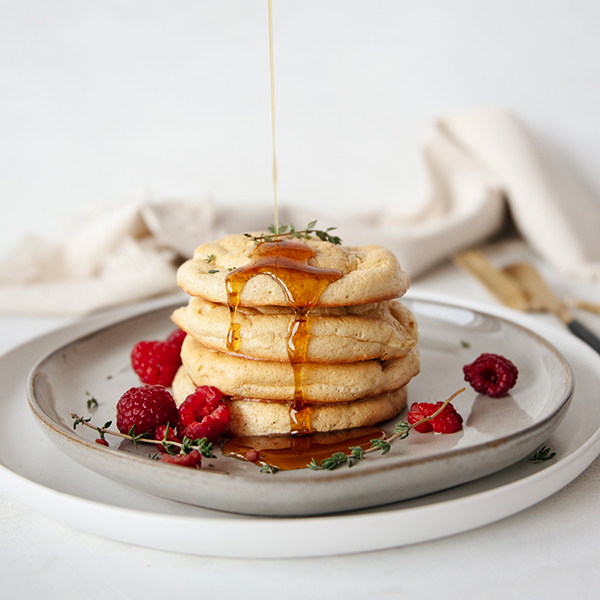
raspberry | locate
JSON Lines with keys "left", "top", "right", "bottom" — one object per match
{"left": 166, "top": 328, "right": 187, "bottom": 349}
{"left": 159, "top": 449, "right": 202, "bottom": 469}
{"left": 131, "top": 340, "right": 182, "bottom": 387}
{"left": 154, "top": 424, "right": 181, "bottom": 453}
{"left": 408, "top": 402, "right": 464, "bottom": 434}
{"left": 177, "top": 386, "right": 230, "bottom": 441}
{"left": 116, "top": 385, "right": 179, "bottom": 436}
{"left": 95, "top": 438, "right": 109, "bottom": 446}
{"left": 463, "top": 353, "right": 518, "bottom": 397}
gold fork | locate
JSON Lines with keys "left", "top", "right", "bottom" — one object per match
{"left": 566, "top": 298, "right": 600, "bottom": 317}
{"left": 454, "top": 248, "right": 600, "bottom": 354}
{"left": 452, "top": 249, "right": 529, "bottom": 311}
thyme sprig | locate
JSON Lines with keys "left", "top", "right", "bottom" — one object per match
{"left": 70, "top": 413, "right": 216, "bottom": 458}
{"left": 260, "top": 464, "right": 279, "bottom": 474}
{"left": 244, "top": 220, "right": 342, "bottom": 245}
{"left": 529, "top": 446, "right": 556, "bottom": 464}
{"left": 307, "top": 388, "right": 466, "bottom": 471}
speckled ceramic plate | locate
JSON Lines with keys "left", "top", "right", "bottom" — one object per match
{"left": 27, "top": 297, "right": 573, "bottom": 516}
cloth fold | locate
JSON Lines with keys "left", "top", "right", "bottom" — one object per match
{"left": 1, "top": 109, "right": 599, "bottom": 315}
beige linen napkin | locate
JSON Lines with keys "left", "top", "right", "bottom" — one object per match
{"left": 1, "top": 109, "right": 598, "bottom": 315}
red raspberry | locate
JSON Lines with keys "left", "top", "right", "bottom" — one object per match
{"left": 408, "top": 402, "right": 464, "bottom": 434}
{"left": 463, "top": 353, "right": 518, "bottom": 397}
{"left": 154, "top": 424, "right": 181, "bottom": 453}
{"left": 131, "top": 340, "right": 182, "bottom": 387}
{"left": 177, "top": 386, "right": 230, "bottom": 441}
{"left": 116, "top": 385, "right": 179, "bottom": 436}
{"left": 159, "top": 449, "right": 202, "bottom": 469}
{"left": 166, "top": 328, "right": 187, "bottom": 349}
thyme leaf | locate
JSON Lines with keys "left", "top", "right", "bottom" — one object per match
{"left": 393, "top": 421, "right": 410, "bottom": 438}
{"left": 529, "top": 446, "right": 556, "bottom": 464}
{"left": 72, "top": 415, "right": 91, "bottom": 430}
{"left": 307, "top": 458, "right": 321, "bottom": 470}
{"left": 349, "top": 446, "right": 365, "bottom": 461}
{"left": 370, "top": 439, "right": 391, "bottom": 455}
{"left": 260, "top": 464, "right": 278, "bottom": 474}
{"left": 128, "top": 425, "right": 150, "bottom": 448}
{"left": 192, "top": 437, "right": 216, "bottom": 459}
{"left": 307, "top": 452, "right": 349, "bottom": 471}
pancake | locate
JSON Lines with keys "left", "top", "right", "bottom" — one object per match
{"left": 174, "top": 232, "right": 419, "bottom": 438}
{"left": 177, "top": 233, "right": 410, "bottom": 307}
{"left": 172, "top": 296, "right": 418, "bottom": 363}
{"left": 173, "top": 366, "right": 409, "bottom": 436}
{"left": 180, "top": 334, "right": 420, "bottom": 403}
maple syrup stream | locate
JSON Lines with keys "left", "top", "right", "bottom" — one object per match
{"left": 268, "top": 0, "right": 278, "bottom": 237}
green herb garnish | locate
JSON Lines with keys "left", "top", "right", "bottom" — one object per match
{"left": 529, "top": 446, "right": 556, "bottom": 464}
{"left": 245, "top": 221, "right": 342, "bottom": 245}
{"left": 305, "top": 388, "right": 466, "bottom": 472}
{"left": 260, "top": 464, "right": 279, "bottom": 474}
{"left": 70, "top": 413, "right": 217, "bottom": 459}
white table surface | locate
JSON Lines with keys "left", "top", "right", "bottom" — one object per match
{"left": 2, "top": 238, "right": 600, "bottom": 599}
{"left": 3, "top": 1, "right": 600, "bottom": 596}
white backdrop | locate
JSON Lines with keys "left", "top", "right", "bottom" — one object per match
{"left": 1, "top": 0, "right": 600, "bottom": 257}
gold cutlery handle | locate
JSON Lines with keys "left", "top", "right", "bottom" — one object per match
{"left": 566, "top": 298, "right": 600, "bottom": 317}
{"left": 453, "top": 250, "right": 529, "bottom": 311}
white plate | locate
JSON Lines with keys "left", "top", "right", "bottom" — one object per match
{"left": 26, "top": 297, "right": 573, "bottom": 517}
{"left": 1, "top": 294, "right": 599, "bottom": 557}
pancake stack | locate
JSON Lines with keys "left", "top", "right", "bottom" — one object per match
{"left": 171, "top": 232, "right": 419, "bottom": 437}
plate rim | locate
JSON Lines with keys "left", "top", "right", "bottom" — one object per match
{"left": 26, "top": 296, "right": 574, "bottom": 485}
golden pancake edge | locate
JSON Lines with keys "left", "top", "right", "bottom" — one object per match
{"left": 177, "top": 233, "right": 410, "bottom": 307}
{"left": 172, "top": 295, "right": 418, "bottom": 363}
{"left": 173, "top": 366, "right": 409, "bottom": 436}
{"left": 180, "top": 334, "right": 420, "bottom": 403}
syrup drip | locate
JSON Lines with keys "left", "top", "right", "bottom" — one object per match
{"left": 225, "top": 239, "right": 342, "bottom": 434}
{"left": 222, "top": 426, "right": 384, "bottom": 471}
{"left": 268, "top": 0, "right": 278, "bottom": 235}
